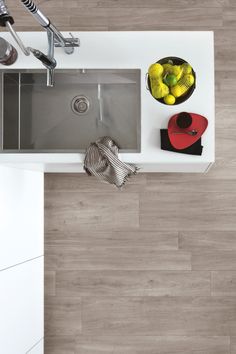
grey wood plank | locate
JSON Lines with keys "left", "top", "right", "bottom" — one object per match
{"left": 69, "top": 7, "right": 222, "bottom": 31}
{"left": 45, "top": 296, "right": 81, "bottom": 336}
{"left": 215, "top": 30, "right": 236, "bottom": 70}
{"left": 231, "top": 323, "right": 236, "bottom": 337}
{"left": 45, "top": 230, "right": 178, "bottom": 249}
{"left": 231, "top": 337, "right": 236, "bottom": 354}
{"left": 38, "top": 0, "right": 93, "bottom": 8}
{"left": 216, "top": 71, "right": 236, "bottom": 106}
{"left": 179, "top": 231, "right": 236, "bottom": 251}
{"left": 45, "top": 246, "right": 191, "bottom": 270}
{"left": 212, "top": 272, "right": 236, "bottom": 296}
{"left": 226, "top": 0, "right": 236, "bottom": 5}
{"left": 45, "top": 271, "right": 56, "bottom": 296}
{"left": 216, "top": 104, "right": 236, "bottom": 130}
{"left": 45, "top": 173, "right": 147, "bottom": 193}
{"left": 192, "top": 251, "right": 236, "bottom": 270}
{"left": 145, "top": 173, "right": 235, "bottom": 193}
{"left": 75, "top": 335, "right": 230, "bottom": 354}
{"left": 97, "top": 0, "right": 225, "bottom": 7}
{"left": 7, "top": 1, "right": 224, "bottom": 32}
{"left": 216, "top": 129, "right": 236, "bottom": 161}
{"left": 16, "top": 0, "right": 229, "bottom": 8}
{"left": 207, "top": 158, "right": 236, "bottom": 180}
{"left": 44, "top": 336, "right": 75, "bottom": 354}
{"left": 223, "top": 7, "right": 236, "bottom": 27}
{"left": 56, "top": 270, "right": 210, "bottom": 296}
{"left": 140, "top": 191, "right": 236, "bottom": 231}
{"left": 69, "top": 7, "right": 110, "bottom": 30}
{"left": 81, "top": 296, "right": 236, "bottom": 335}
{"left": 45, "top": 191, "right": 139, "bottom": 232}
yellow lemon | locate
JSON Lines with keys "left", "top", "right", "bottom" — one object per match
{"left": 164, "top": 94, "right": 176, "bottom": 105}
{"left": 184, "top": 74, "right": 195, "bottom": 86}
{"left": 181, "top": 63, "right": 192, "bottom": 74}
{"left": 148, "top": 63, "right": 163, "bottom": 78}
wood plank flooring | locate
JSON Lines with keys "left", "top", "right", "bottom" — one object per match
{"left": 44, "top": 175, "right": 236, "bottom": 354}
{"left": 8, "top": 0, "right": 236, "bottom": 352}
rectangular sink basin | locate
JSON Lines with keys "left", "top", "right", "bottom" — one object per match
{"left": 0, "top": 69, "right": 141, "bottom": 153}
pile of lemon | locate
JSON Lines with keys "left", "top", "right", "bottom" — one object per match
{"left": 148, "top": 61, "right": 195, "bottom": 105}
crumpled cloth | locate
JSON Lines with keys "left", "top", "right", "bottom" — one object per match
{"left": 84, "top": 136, "right": 138, "bottom": 188}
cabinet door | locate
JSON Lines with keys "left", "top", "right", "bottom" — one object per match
{"left": 0, "top": 257, "right": 44, "bottom": 354}
{"left": 27, "top": 339, "right": 44, "bottom": 354}
{"left": 0, "top": 166, "right": 44, "bottom": 270}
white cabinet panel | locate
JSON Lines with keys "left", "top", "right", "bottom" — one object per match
{"left": 0, "top": 257, "right": 44, "bottom": 354}
{"left": 0, "top": 166, "right": 44, "bottom": 270}
{"left": 27, "top": 339, "right": 44, "bottom": 354}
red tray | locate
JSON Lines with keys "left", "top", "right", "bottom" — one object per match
{"left": 168, "top": 113, "right": 208, "bottom": 150}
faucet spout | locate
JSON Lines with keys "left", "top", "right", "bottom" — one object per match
{"left": 46, "top": 28, "right": 56, "bottom": 87}
{"left": 47, "top": 68, "right": 55, "bottom": 87}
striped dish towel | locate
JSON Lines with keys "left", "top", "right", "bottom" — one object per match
{"left": 84, "top": 136, "right": 138, "bottom": 188}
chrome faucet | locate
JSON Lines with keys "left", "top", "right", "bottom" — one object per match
{"left": 0, "top": 0, "right": 80, "bottom": 87}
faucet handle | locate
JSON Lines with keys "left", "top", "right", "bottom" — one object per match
{"left": 63, "top": 33, "right": 80, "bottom": 55}
{"left": 30, "top": 47, "right": 56, "bottom": 69}
{"left": 67, "top": 32, "right": 80, "bottom": 48}
{"left": 55, "top": 32, "right": 80, "bottom": 54}
{"left": 69, "top": 32, "right": 79, "bottom": 44}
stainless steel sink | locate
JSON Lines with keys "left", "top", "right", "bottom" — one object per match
{"left": 0, "top": 69, "right": 141, "bottom": 153}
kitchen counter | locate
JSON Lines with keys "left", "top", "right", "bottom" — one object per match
{"left": 0, "top": 31, "right": 215, "bottom": 172}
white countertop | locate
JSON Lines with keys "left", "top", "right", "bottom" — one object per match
{"left": 0, "top": 31, "right": 215, "bottom": 172}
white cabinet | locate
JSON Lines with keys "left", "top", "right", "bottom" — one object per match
{"left": 27, "top": 339, "right": 44, "bottom": 354}
{"left": 0, "top": 166, "right": 44, "bottom": 353}
{"left": 0, "top": 257, "right": 44, "bottom": 354}
{"left": 0, "top": 166, "right": 44, "bottom": 270}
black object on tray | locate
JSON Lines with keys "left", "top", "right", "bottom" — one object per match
{"left": 160, "top": 129, "right": 203, "bottom": 155}
{"left": 147, "top": 56, "right": 196, "bottom": 105}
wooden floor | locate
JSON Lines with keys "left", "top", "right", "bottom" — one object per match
{"left": 9, "top": 0, "right": 236, "bottom": 353}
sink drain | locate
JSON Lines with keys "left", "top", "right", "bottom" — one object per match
{"left": 71, "top": 95, "right": 90, "bottom": 115}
